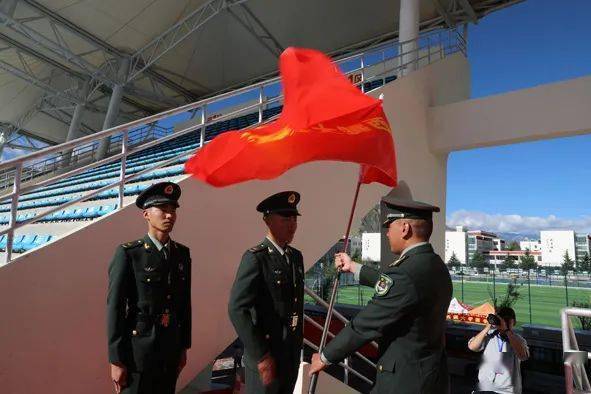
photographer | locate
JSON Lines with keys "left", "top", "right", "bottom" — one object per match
{"left": 468, "top": 307, "right": 529, "bottom": 394}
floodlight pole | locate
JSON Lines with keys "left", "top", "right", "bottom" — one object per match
{"left": 309, "top": 170, "right": 363, "bottom": 394}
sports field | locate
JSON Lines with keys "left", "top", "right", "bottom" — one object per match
{"left": 316, "top": 281, "right": 591, "bottom": 328}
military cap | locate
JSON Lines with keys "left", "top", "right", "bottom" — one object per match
{"left": 257, "top": 191, "right": 301, "bottom": 216}
{"left": 381, "top": 196, "right": 439, "bottom": 227}
{"left": 136, "top": 181, "right": 181, "bottom": 209}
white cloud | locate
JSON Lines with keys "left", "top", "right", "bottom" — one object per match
{"left": 447, "top": 210, "right": 591, "bottom": 234}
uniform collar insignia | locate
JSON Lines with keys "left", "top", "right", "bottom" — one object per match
{"left": 389, "top": 254, "right": 409, "bottom": 267}
{"left": 144, "top": 243, "right": 150, "bottom": 250}
{"left": 267, "top": 247, "right": 274, "bottom": 254}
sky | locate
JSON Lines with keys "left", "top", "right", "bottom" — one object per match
{"left": 445, "top": 0, "right": 591, "bottom": 234}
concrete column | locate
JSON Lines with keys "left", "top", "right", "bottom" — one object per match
{"left": 0, "top": 131, "right": 6, "bottom": 159}
{"left": 61, "top": 82, "right": 89, "bottom": 168}
{"left": 398, "top": 0, "right": 420, "bottom": 77}
{"left": 97, "top": 58, "right": 129, "bottom": 160}
{"left": 96, "top": 83, "right": 124, "bottom": 160}
{"left": 0, "top": 0, "right": 19, "bottom": 16}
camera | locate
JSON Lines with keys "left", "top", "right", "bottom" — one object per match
{"left": 487, "top": 314, "right": 502, "bottom": 326}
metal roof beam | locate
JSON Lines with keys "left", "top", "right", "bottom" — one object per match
{"left": 0, "top": 6, "right": 120, "bottom": 85}
{"left": 0, "top": 0, "right": 190, "bottom": 106}
{"left": 431, "top": 0, "right": 455, "bottom": 28}
{"left": 0, "top": 34, "right": 163, "bottom": 115}
{"left": 227, "top": 4, "right": 284, "bottom": 58}
{"left": 127, "top": 0, "right": 248, "bottom": 81}
{"left": 10, "top": 128, "right": 57, "bottom": 145}
{"left": 457, "top": 0, "right": 478, "bottom": 23}
{"left": 22, "top": 0, "right": 197, "bottom": 101}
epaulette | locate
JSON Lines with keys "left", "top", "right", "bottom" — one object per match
{"left": 122, "top": 239, "right": 143, "bottom": 249}
{"left": 389, "top": 254, "right": 409, "bottom": 267}
{"left": 249, "top": 243, "right": 267, "bottom": 253}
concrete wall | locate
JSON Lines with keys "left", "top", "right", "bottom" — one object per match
{"left": 377, "top": 52, "right": 470, "bottom": 264}
{"left": 0, "top": 160, "right": 389, "bottom": 393}
{"left": 0, "top": 53, "right": 470, "bottom": 393}
{"left": 429, "top": 74, "right": 591, "bottom": 152}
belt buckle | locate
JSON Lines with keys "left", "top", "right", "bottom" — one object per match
{"left": 160, "top": 313, "right": 170, "bottom": 328}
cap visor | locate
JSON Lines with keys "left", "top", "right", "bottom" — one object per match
{"left": 144, "top": 200, "right": 179, "bottom": 209}
{"left": 275, "top": 210, "right": 300, "bottom": 217}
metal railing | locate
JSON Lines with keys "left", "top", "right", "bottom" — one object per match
{"left": 561, "top": 307, "right": 591, "bottom": 394}
{"left": 0, "top": 28, "right": 466, "bottom": 264}
{"left": 0, "top": 123, "right": 169, "bottom": 189}
{"left": 304, "top": 286, "right": 376, "bottom": 386}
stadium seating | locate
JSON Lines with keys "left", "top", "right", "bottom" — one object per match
{"left": 0, "top": 74, "right": 396, "bottom": 255}
{"left": 0, "top": 234, "right": 53, "bottom": 252}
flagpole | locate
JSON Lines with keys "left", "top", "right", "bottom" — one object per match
{"left": 309, "top": 169, "right": 363, "bottom": 394}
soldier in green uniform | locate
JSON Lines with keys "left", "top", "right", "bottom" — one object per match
{"left": 228, "top": 191, "right": 305, "bottom": 394}
{"left": 107, "top": 182, "right": 192, "bottom": 394}
{"left": 309, "top": 196, "right": 452, "bottom": 394}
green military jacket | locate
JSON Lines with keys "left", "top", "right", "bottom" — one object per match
{"left": 323, "top": 243, "right": 452, "bottom": 394}
{"left": 107, "top": 234, "right": 192, "bottom": 371}
{"left": 228, "top": 238, "right": 305, "bottom": 367}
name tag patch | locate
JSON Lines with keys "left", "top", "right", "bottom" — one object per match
{"left": 375, "top": 274, "right": 393, "bottom": 296}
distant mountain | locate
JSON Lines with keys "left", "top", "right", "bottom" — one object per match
{"left": 445, "top": 226, "right": 539, "bottom": 242}
{"left": 493, "top": 232, "right": 539, "bottom": 242}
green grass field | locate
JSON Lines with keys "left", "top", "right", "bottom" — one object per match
{"left": 307, "top": 281, "right": 591, "bottom": 328}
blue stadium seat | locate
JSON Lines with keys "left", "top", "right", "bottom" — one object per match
{"left": 13, "top": 235, "right": 37, "bottom": 253}
{"left": 83, "top": 206, "right": 101, "bottom": 219}
{"left": 98, "top": 204, "right": 117, "bottom": 216}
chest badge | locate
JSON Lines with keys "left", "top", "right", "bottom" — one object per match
{"left": 375, "top": 274, "right": 394, "bottom": 296}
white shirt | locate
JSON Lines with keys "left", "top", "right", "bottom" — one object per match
{"left": 469, "top": 331, "right": 529, "bottom": 394}
{"left": 147, "top": 233, "right": 171, "bottom": 256}
{"left": 266, "top": 235, "right": 290, "bottom": 264}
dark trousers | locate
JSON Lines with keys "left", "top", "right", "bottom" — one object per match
{"left": 122, "top": 369, "right": 177, "bottom": 394}
{"left": 244, "top": 359, "right": 299, "bottom": 394}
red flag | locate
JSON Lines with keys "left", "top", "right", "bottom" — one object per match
{"left": 185, "top": 47, "right": 397, "bottom": 187}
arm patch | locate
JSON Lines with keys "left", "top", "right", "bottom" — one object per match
{"left": 375, "top": 274, "right": 394, "bottom": 296}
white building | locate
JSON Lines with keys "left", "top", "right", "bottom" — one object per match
{"left": 444, "top": 226, "right": 502, "bottom": 265}
{"left": 489, "top": 250, "right": 543, "bottom": 266}
{"left": 493, "top": 238, "right": 506, "bottom": 251}
{"left": 541, "top": 230, "right": 576, "bottom": 267}
{"left": 467, "top": 230, "right": 498, "bottom": 263}
{"left": 520, "top": 240, "right": 542, "bottom": 252}
{"left": 445, "top": 226, "right": 468, "bottom": 264}
{"left": 575, "top": 234, "right": 591, "bottom": 262}
{"left": 361, "top": 232, "right": 381, "bottom": 262}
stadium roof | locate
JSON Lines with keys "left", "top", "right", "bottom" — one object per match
{"left": 0, "top": 0, "right": 522, "bottom": 153}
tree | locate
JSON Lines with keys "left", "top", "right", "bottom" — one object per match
{"left": 359, "top": 204, "right": 380, "bottom": 233}
{"left": 578, "top": 252, "right": 591, "bottom": 274}
{"left": 500, "top": 256, "right": 517, "bottom": 270}
{"left": 495, "top": 280, "right": 522, "bottom": 309}
{"left": 519, "top": 250, "right": 538, "bottom": 271}
{"left": 470, "top": 252, "right": 488, "bottom": 273}
{"left": 319, "top": 256, "right": 337, "bottom": 301}
{"left": 561, "top": 250, "right": 575, "bottom": 275}
{"left": 572, "top": 299, "right": 591, "bottom": 330}
{"left": 447, "top": 253, "right": 461, "bottom": 268}
{"left": 507, "top": 241, "right": 520, "bottom": 251}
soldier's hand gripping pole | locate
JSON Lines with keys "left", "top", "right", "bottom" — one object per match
{"left": 309, "top": 171, "right": 363, "bottom": 394}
